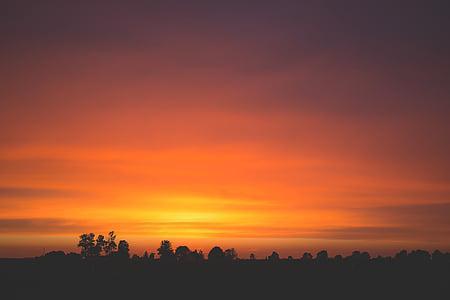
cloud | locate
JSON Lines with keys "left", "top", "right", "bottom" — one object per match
{"left": 0, "top": 187, "right": 83, "bottom": 199}
{"left": 312, "top": 226, "right": 416, "bottom": 240}
{"left": 361, "top": 202, "right": 450, "bottom": 227}
{"left": 0, "top": 218, "right": 85, "bottom": 233}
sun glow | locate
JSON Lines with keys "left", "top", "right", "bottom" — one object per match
{"left": 1, "top": 1, "right": 450, "bottom": 258}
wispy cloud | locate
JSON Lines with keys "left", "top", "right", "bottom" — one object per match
{"left": 359, "top": 202, "right": 450, "bottom": 227}
{"left": 0, "top": 187, "right": 83, "bottom": 199}
{"left": 0, "top": 218, "right": 85, "bottom": 233}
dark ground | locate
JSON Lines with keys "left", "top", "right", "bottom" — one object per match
{"left": 1, "top": 256, "right": 449, "bottom": 300}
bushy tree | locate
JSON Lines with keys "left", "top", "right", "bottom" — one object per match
{"left": 316, "top": 250, "right": 328, "bottom": 263}
{"left": 92, "top": 234, "right": 105, "bottom": 256}
{"left": 395, "top": 249, "right": 408, "bottom": 261}
{"left": 118, "top": 240, "right": 130, "bottom": 258}
{"left": 301, "top": 252, "right": 313, "bottom": 262}
{"left": 409, "top": 249, "right": 431, "bottom": 263}
{"left": 157, "top": 240, "right": 175, "bottom": 262}
{"left": 208, "top": 246, "right": 225, "bottom": 262}
{"left": 78, "top": 233, "right": 95, "bottom": 258}
{"left": 190, "top": 250, "right": 205, "bottom": 262}
{"left": 175, "top": 246, "right": 191, "bottom": 262}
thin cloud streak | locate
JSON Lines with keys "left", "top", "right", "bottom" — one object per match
{"left": 0, "top": 187, "right": 83, "bottom": 199}
{"left": 2, "top": 201, "right": 449, "bottom": 242}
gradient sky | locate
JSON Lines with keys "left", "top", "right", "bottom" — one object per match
{"left": 1, "top": 1, "right": 450, "bottom": 258}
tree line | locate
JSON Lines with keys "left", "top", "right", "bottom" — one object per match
{"left": 74, "top": 232, "right": 238, "bottom": 263}
{"left": 37, "top": 231, "right": 450, "bottom": 266}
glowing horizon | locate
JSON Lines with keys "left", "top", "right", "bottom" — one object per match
{"left": 1, "top": 1, "right": 450, "bottom": 258}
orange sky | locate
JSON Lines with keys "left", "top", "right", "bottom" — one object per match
{"left": 1, "top": 1, "right": 450, "bottom": 258}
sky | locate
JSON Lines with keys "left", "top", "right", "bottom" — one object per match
{"left": 1, "top": 1, "right": 450, "bottom": 258}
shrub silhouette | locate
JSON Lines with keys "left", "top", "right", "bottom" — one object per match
{"left": 316, "top": 250, "right": 328, "bottom": 263}
{"left": 175, "top": 246, "right": 191, "bottom": 262}
{"left": 267, "top": 251, "right": 280, "bottom": 261}
{"left": 208, "top": 246, "right": 225, "bottom": 262}
{"left": 301, "top": 252, "right": 313, "bottom": 262}
{"left": 189, "top": 250, "right": 204, "bottom": 262}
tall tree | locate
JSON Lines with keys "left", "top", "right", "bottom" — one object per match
{"left": 78, "top": 233, "right": 95, "bottom": 258}
{"left": 103, "top": 231, "right": 117, "bottom": 256}
{"left": 118, "top": 240, "right": 130, "bottom": 258}
{"left": 157, "top": 240, "right": 175, "bottom": 262}
{"left": 92, "top": 234, "right": 105, "bottom": 256}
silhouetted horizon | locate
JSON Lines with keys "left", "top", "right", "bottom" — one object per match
{"left": 2, "top": 231, "right": 448, "bottom": 262}
{"left": 1, "top": 232, "right": 449, "bottom": 299}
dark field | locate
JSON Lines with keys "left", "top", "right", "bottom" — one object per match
{"left": 1, "top": 253, "right": 449, "bottom": 300}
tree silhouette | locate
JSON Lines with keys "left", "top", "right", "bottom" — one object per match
{"left": 92, "top": 234, "right": 105, "bottom": 256}
{"left": 175, "top": 246, "right": 191, "bottom": 262}
{"left": 316, "top": 250, "right": 328, "bottom": 263}
{"left": 157, "top": 240, "right": 175, "bottom": 262}
{"left": 267, "top": 251, "right": 280, "bottom": 261}
{"left": 66, "top": 252, "right": 81, "bottom": 261}
{"left": 409, "top": 249, "right": 431, "bottom": 264}
{"left": 103, "top": 231, "right": 117, "bottom": 256}
{"left": 11, "top": 237, "right": 450, "bottom": 300}
{"left": 71, "top": 233, "right": 450, "bottom": 271}
{"left": 78, "top": 233, "right": 95, "bottom": 258}
{"left": 395, "top": 249, "right": 408, "bottom": 260}
{"left": 208, "top": 246, "right": 225, "bottom": 262}
{"left": 43, "top": 250, "right": 65, "bottom": 260}
{"left": 301, "top": 252, "right": 313, "bottom": 262}
{"left": 189, "top": 250, "right": 204, "bottom": 262}
{"left": 131, "top": 254, "right": 139, "bottom": 261}
{"left": 334, "top": 254, "right": 343, "bottom": 264}
{"left": 117, "top": 240, "right": 130, "bottom": 258}
{"left": 346, "top": 250, "right": 370, "bottom": 266}
{"left": 360, "top": 251, "right": 370, "bottom": 264}
{"left": 224, "top": 248, "right": 238, "bottom": 261}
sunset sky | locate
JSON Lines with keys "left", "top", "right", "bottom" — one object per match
{"left": 1, "top": 1, "right": 450, "bottom": 258}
